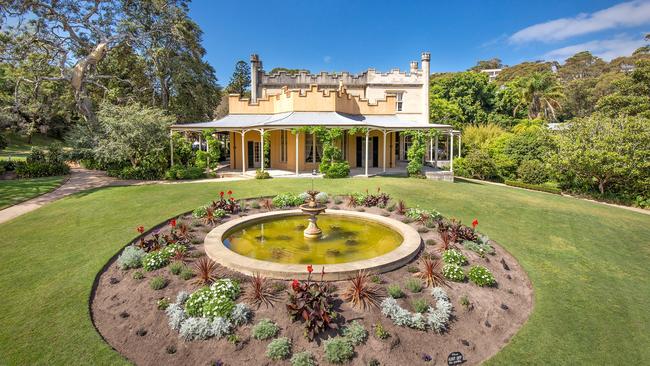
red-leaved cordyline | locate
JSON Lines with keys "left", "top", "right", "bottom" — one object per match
{"left": 472, "top": 219, "right": 479, "bottom": 229}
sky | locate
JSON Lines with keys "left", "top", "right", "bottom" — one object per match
{"left": 189, "top": 0, "right": 650, "bottom": 82}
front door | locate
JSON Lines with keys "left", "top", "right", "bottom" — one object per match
{"left": 247, "top": 141, "right": 260, "bottom": 168}
{"left": 355, "top": 137, "right": 363, "bottom": 168}
{"left": 372, "top": 136, "right": 379, "bottom": 168}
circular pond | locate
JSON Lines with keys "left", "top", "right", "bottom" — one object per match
{"left": 204, "top": 210, "right": 422, "bottom": 280}
{"left": 223, "top": 215, "right": 403, "bottom": 264}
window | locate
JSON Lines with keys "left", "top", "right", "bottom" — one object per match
{"left": 305, "top": 134, "right": 322, "bottom": 163}
{"left": 280, "top": 130, "right": 287, "bottom": 162}
{"left": 395, "top": 92, "right": 404, "bottom": 112}
{"left": 403, "top": 135, "right": 412, "bottom": 160}
{"left": 253, "top": 142, "right": 260, "bottom": 163}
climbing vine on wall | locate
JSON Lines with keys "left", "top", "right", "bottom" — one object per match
{"left": 403, "top": 129, "right": 438, "bottom": 177}
{"left": 290, "top": 127, "right": 349, "bottom": 178}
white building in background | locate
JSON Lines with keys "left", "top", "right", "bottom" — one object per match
{"left": 480, "top": 68, "right": 503, "bottom": 82}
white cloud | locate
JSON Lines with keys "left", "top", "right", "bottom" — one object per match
{"left": 544, "top": 35, "right": 646, "bottom": 61}
{"left": 323, "top": 55, "right": 332, "bottom": 63}
{"left": 510, "top": 0, "right": 650, "bottom": 43}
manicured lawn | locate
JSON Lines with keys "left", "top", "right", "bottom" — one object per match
{"left": 0, "top": 178, "right": 648, "bottom": 365}
{"left": 0, "top": 176, "right": 66, "bottom": 209}
{"left": 0, "top": 132, "right": 64, "bottom": 160}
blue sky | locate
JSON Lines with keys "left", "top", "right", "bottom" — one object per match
{"left": 189, "top": 0, "right": 650, "bottom": 81}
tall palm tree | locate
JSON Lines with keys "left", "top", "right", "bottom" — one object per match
{"left": 513, "top": 72, "right": 565, "bottom": 121}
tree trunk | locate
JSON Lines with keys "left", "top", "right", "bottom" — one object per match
{"left": 598, "top": 180, "right": 606, "bottom": 195}
{"left": 70, "top": 42, "right": 108, "bottom": 125}
{"left": 160, "top": 76, "right": 169, "bottom": 109}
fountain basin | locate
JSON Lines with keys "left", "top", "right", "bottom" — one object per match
{"left": 204, "top": 210, "right": 422, "bottom": 280}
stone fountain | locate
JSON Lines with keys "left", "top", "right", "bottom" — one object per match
{"left": 299, "top": 190, "right": 326, "bottom": 239}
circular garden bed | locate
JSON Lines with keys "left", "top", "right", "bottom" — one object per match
{"left": 91, "top": 189, "right": 533, "bottom": 366}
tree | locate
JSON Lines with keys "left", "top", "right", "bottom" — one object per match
{"left": 551, "top": 114, "right": 650, "bottom": 195}
{"left": 512, "top": 72, "right": 564, "bottom": 120}
{"left": 496, "top": 61, "right": 557, "bottom": 83}
{"left": 460, "top": 123, "right": 505, "bottom": 153}
{"left": 596, "top": 60, "right": 650, "bottom": 118}
{"left": 429, "top": 72, "right": 495, "bottom": 125}
{"left": 2, "top": 0, "right": 129, "bottom": 125}
{"left": 470, "top": 58, "right": 503, "bottom": 71}
{"left": 226, "top": 61, "right": 251, "bottom": 96}
{"left": 557, "top": 51, "right": 606, "bottom": 82}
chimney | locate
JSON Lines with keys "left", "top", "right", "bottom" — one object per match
{"left": 421, "top": 52, "right": 430, "bottom": 123}
{"left": 250, "top": 54, "right": 260, "bottom": 102}
{"left": 410, "top": 61, "right": 418, "bottom": 74}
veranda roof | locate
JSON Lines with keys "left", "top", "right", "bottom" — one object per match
{"left": 170, "top": 112, "right": 453, "bottom": 131}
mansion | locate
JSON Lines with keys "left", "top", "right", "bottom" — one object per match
{"left": 171, "top": 52, "right": 460, "bottom": 178}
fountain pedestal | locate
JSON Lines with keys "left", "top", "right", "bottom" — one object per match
{"left": 299, "top": 201, "right": 326, "bottom": 239}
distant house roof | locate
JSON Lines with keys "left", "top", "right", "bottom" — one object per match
{"left": 171, "top": 112, "right": 453, "bottom": 131}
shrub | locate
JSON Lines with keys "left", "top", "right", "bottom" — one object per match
{"left": 255, "top": 169, "right": 271, "bottom": 179}
{"left": 425, "top": 239, "right": 436, "bottom": 246}
{"left": 380, "top": 287, "right": 452, "bottom": 332}
{"left": 323, "top": 337, "right": 354, "bottom": 364}
{"left": 250, "top": 201, "right": 261, "bottom": 209}
{"left": 291, "top": 351, "right": 317, "bottom": 366}
{"left": 417, "top": 258, "right": 447, "bottom": 288}
{"left": 133, "top": 271, "right": 144, "bottom": 280}
{"left": 462, "top": 237, "right": 495, "bottom": 257}
{"left": 441, "top": 249, "right": 467, "bottom": 266}
{"left": 142, "top": 250, "right": 170, "bottom": 271}
{"left": 342, "top": 321, "right": 368, "bottom": 345}
{"left": 179, "top": 317, "right": 214, "bottom": 341}
{"left": 164, "top": 165, "right": 205, "bottom": 180}
{"left": 14, "top": 160, "right": 70, "bottom": 178}
{"left": 192, "top": 205, "right": 209, "bottom": 218}
{"left": 191, "top": 257, "right": 219, "bottom": 286}
{"left": 341, "top": 271, "right": 385, "bottom": 309}
{"left": 166, "top": 303, "right": 187, "bottom": 331}
{"left": 184, "top": 279, "right": 241, "bottom": 318}
{"left": 405, "top": 207, "right": 442, "bottom": 222}
{"left": 117, "top": 245, "right": 146, "bottom": 269}
{"left": 374, "top": 322, "right": 390, "bottom": 339}
{"left": 387, "top": 284, "right": 404, "bottom": 299}
{"left": 442, "top": 264, "right": 465, "bottom": 282}
{"left": 287, "top": 270, "right": 338, "bottom": 340}
{"left": 517, "top": 159, "right": 548, "bottom": 184}
{"left": 150, "top": 276, "right": 167, "bottom": 290}
{"left": 243, "top": 273, "right": 278, "bottom": 308}
{"left": 157, "top": 298, "right": 171, "bottom": 310}
{"left": 323, "top": 161, "right": 350, "bottom": 178}
{"left": 454, "top": 149, "right": 497, "bottom": 180}
{"left": 180, "top": 268, "right": 195, "bottom": 280}
{"left": 266, "top": 337, "right": 292, "bottom": 361}
{"left": 315, "top": 191, "right": 328, "bottom": 203}
{"left": 412, "top": 298, "right": 430, "bottom": 313}
{"left": 230, "top": 303, "right": 251, "bottom": 326}
{"left": 405, "top": 278, "right": 423, "bottom": 293}
{"left": 169, "top": 261, "right": 184, "bottom": 275}
{"left": 252, "top": 318, "right": 279, "bottom": 340}
{"left": 272, "top": 193, "right": 304, "bottom": 208}
{"left": 468, "top": 266, "right": 496, "bottom": 287}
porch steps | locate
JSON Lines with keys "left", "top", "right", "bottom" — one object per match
{"left": 425, "top": 170, "right": 454, "bottom": 181}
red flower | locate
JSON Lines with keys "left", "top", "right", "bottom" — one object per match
{"left": 291, "top": 279, "right": 300, "bottom": 291}
{"left": 136, "top": 226, "right": 144, "bottom": 234}
{"left": 227, "top": 190, "right": 233, "bottom": 195}
{"left": 472, "top": 219, "right": 478, "bottom": 229}
{"left": 307, "top": 265, "right": 313, "bottom": 274}
{"left": 220, "top": 191, "right": 224, "bottom": 197}
{"left": 229, "top": 197, "right": 235, "bottom": 201}
{"left": 169, "top": 219, "right": 177, "bottom": 228}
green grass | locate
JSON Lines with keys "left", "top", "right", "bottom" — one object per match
{"left": 0, "top": 176, "right": 66, "bottom": 209}
{"left": 0, "top": 178, "right": 649, "bottom": 365}
{"left": 0, "top": 132, "right": 64, "bottom": 160}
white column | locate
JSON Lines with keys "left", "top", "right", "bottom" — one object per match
{"left": 449, "top": 132, "right": 454, "bottom": 172}
{"left": 206, "top": 133, "right": 210, "bottom": 170}
{"left": 458, "top": 134, "right": 462, "bottom": 158}
{"left": 169, "top": 130, "right": 174, "bottom": 167}
{"left": 429, "top": 137, "right": 433, "bottom": 163}
{"left": 295, "top": 131, "right": 299, "bottom": 175}
{"left": 241, "top": 130, "right": 246, "bottom": 174}
{"left": 434, "top": 137, "right": 438, "bottom": 168}
{"left": 260, "top": 128, "right": 264, "bottom": 171}
{"left": 364, "top": 130, "right": 369, "bottom": 176}
{"left": 382, "top": 130, "right": 387, "bottom": 173}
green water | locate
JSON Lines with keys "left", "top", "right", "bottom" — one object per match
{"left": 223, "top": 214, "right": 403, "bottom": 264}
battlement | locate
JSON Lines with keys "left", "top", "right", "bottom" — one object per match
{"left": 260, "top": 71, "right": 368, "bottom": 88}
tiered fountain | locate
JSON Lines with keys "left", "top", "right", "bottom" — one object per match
{"left": 298, "top": 190, "right": 326, "bottom": 239}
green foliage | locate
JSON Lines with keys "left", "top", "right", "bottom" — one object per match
{"left": 149, "top": 276, "right": 167, "bottom": 290}
{"left": 517, "top": 159, "right": 549, "bottom": 184}
{"left": 272, "top": 193, "right": 304, "bottom": 208}
{"left": 467, "top": 266, "right": 496, "bottom": 287}
{"left": 429, "top": 71, "right": 495, "bottom": 127}
{"left": 255, "top": 169, "right": 271, "bottom": 179}
{"left": 169, "top": 261, "right": 184, "bottom": 275}
{"left": 165, "top": 165, "right": 205, "bottom": 180}
{"left": 453, "top": 149, "right": 497, "bottom": 180}
{"left": 132, "top": 271, "right": 144, "bottom": 280}
{"left": 511, "top": 72, "right": 564, "bottom": 120}
{"left": 441, "top": 249, "right": 467, "bottom": 266}
{"left": 117, "top": 246, "right": 145, "bottom": 269}
{"left": 405, "top": 278, "right": 423, "bottom": 293}
{"left": 266, "top": 337, "right": 292, "bottom": 361}
{"left": 442, "top": 264, "right": 466, "bottom": 282}
{"left": 323, "top": 337, "right": 354, "bottom": 364}
{"left": 157, "top": 298, "right": 170, "bottom": 310}
{"left": 387, "top": 284, "right": 404, "bottom": 298}
{"left": 184, "top": 279, "right": 241, "bottom": 319}
{"left": 412, "top": 298, "right": 430, "bottom": 313}
{"left": 403, "top": 129, "right": 434, "bottom": 176}
{"left": 461, "top": 123, "right": 505, "bottom": 153}
{"left": 226, "top": 60, "right": 251, "bottom": 95}
{"left": 342, "top": 321, "right": 368, "bottom": 345}
{"left": 290, "top": 351, "right": 317, "bottom": 366}
{"left": 179, "top": 268, "right": 195, "bottom": 280}
{"left": 14, "top": 145, "right": 70, "bottom": 178}
{"left": 252, "top": 318, "right": 280, "bottom": 340}
{"left": 462, "top": 238, "right": 495, "bottom": 257}
{"left": 374, "top": 322, "right": 390, "bottom": 339}
{"left": 323, "top": 161, "right": 350, "bottom": 178}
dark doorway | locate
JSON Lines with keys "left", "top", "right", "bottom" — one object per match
{"left": 355, "top": 137, "right": 363, "bottom": 168}
{"left": 247, "top": 141, "right": 254, "bottom": 168}
{"left": 372, "top": 136, "right": 379, "bottom": 168}
{"left": 395, "top": 132, "right": 400, "bottom": 160}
